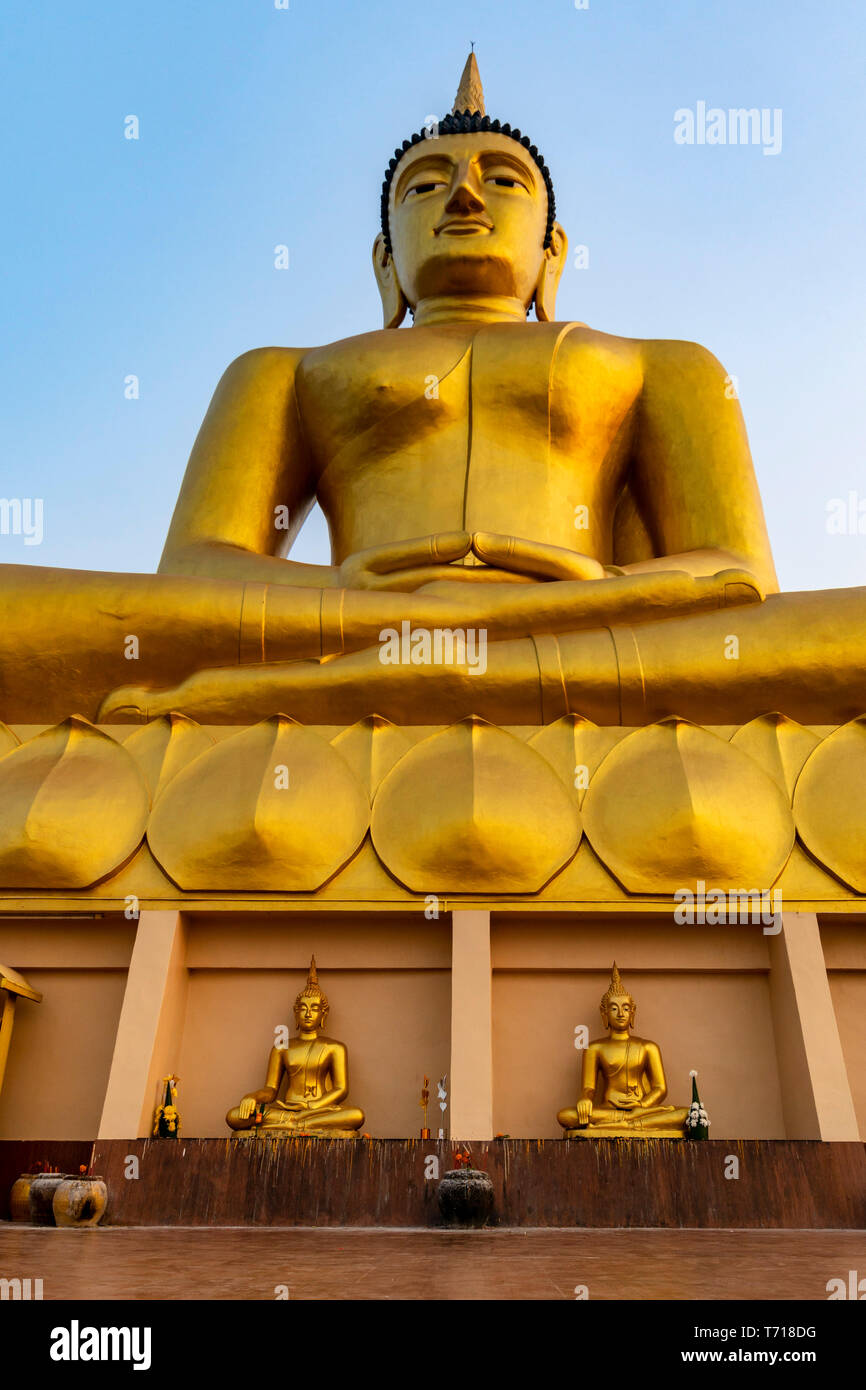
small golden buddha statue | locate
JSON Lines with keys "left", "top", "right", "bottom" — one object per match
{"left": 557, "top": 963, "right": 689, "bottom": 1138}
{"left": 226, "top": 957, "right": 364, "bottom": 1138}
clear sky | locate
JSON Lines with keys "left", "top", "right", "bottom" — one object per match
{"left": 1, "top": 0, "right": 864, "bottom": 590}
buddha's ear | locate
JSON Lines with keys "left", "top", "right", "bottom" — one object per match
{"left": 372, "top": 233, "right": 408, "bottom": 329}
{"left": 533, "top": 221, "right": 568, "bottom": 323}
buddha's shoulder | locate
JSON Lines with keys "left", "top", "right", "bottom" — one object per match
{"left": 552, "top": 323, "right": 727, "bottom": 375}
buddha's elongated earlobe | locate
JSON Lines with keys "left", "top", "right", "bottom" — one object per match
{"left": 372, "top": 233, "right": 408, "bottom": 329}
{"left": 533, "top": 221, "right": 568, "bottom": 322}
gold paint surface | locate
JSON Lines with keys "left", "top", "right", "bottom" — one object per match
{"left": 793, "top": 717, "right": 866, "bottom": 893}
{"left": 0, "top": 716, "right": 149, "bottom": 888}
{"left": 147, "top": 716, "right": 369, "bottom": 891}
{"left": 371, "top": 715, "right": 581, "bottom": 891}
{"left": 582, "top": 717, "right": 795, "bottom": 893}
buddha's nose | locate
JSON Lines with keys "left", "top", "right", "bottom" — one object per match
{"left": 444, "top": 175, "right": 485, "bottom": 217}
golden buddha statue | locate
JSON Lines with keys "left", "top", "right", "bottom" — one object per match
{"left": 557, "top": 963, "right": 689, "bottom": 1139}
{"left": 226, "top": 958, "right": 364, "bottom": 1138}
{"left": 2, "top": 53, "right": 865, "bottom": 726}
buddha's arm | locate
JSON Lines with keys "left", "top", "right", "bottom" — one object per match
{"left": 237, "top": 1046, "right": 282, "bottom": 1118}
{"left": 621, "top": 341, "right": 779, "bottom": 594}
{"left": 306, "top": 1044, "right": 349, "bottom": 1111}
{"left": 159, "top": 347, "right": 335, "bottom": 587}
{"left": 576, "top": 1045, "right": 600, "bottom": 1120}
{"left": 638, "top": 1042, "right": 668, "bottom": 1109}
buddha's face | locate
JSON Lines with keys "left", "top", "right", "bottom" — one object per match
{"left": 296, "top": 996, "right": 323, "bottom": 1032}
{"left": 387, "top": 133, "right": 551, "bottom": 307}
{"left": 604, "top": 995, "right": 635, "bottom": 1032}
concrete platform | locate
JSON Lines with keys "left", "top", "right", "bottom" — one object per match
{"left": 1, "top": 1226, "right": 864, "bottom": 1300}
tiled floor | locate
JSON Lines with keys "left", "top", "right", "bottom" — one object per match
{"left": 2, "top": 1226, "right": 864, "bottom": 1300}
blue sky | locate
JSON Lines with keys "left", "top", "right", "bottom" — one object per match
{"left": 1, "top": 0, "right": 864, "bottom": 589}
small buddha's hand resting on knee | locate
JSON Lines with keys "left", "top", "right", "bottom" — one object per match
{"left": 576, "top": 1099, "right": 593, "bottom": 1126}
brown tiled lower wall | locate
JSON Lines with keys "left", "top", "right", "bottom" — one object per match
{"left": 3, "top": 1138, "right": 865, "bottom": 1228}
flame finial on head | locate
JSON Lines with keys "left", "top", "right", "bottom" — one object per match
{"left": 452, "top": 52, "right": 485, "bottom": 116}
{"left": 600, "top": 960, "right": 636, "bottom": 1023}
{"left": 295, "top": 954, "right": 329, "bottom": 1022}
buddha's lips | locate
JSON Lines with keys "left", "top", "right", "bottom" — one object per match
{"left": 435, "top": 218, "right": 493, "bottom": 236}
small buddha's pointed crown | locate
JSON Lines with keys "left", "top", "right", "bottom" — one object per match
{"left": 452, "top": 51, "right": 485, "bottom": 117}
{"left": 296, "top": 953, "right": 329, "bottom": 1013}
{"left": 600, "top": 960, "right": 635, "bottom": 1014}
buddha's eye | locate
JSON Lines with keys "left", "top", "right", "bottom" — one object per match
{"left": 405, "top": 181, "right": 444, "bottom": 199}
{"left": 486, "top": 175, "right": 526, "bottom": 190}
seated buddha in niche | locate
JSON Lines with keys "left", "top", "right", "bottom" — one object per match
{"left": 226, "top": 958, "right": 364, "bottom": 1138}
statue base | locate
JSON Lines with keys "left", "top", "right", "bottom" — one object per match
{"left": 563, "top": 1128, "right": 685, "bottom": 1141}
{"left": 231, "top": 1128, "right": 362, "bottom": 1141}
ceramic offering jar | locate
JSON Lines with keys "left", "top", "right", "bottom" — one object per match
{"left": 53, "top": 1174, "right": 108, "bottom": 1228}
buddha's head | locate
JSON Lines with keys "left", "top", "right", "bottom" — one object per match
{"left": 293, "top": 955, "right": 329, "bottom": 1032}
{"left": 600, "top": 961, "right": 636, "bottom": 1032}
{"left": 374, "top": 54, "right": 567, "bottom": 327}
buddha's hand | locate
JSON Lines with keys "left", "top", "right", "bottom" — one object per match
{"left": 575, "top": 1099, "right": 593, "bottom": 1126}
{"left": 237, "top": 1095, "right": 258, "bottom": 1120}
{"left": 470, "top": 533, "right": 608, "bottom": 582}
{"left": 608, "top": 1091, "right": 638, "bottom": 1109}
{"left": 337, "top": 532, "right": 474, "bottom": 592}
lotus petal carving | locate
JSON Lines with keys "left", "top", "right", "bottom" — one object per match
{"left": 147, "top": 715, "right": 369, "bottom": 890}
{"left": 793, "top": 716, "right": 866, "bottom": 892}
{"left": 0, "top": 722, "right": 20, "bottom": 758}
{"left": 582, "top": 716, "right": 794, "bottom": 892}
{"left": 331, "top": 715, "right": 413, "bottom": 798}
{"left": 729, "top": 712, "right": 819, "bottom": 802}
{"left": 123, "top": 713, "right": 215, "bottom": 801}
{"left": 371, "top": 715, "right": 581, "bottom": 891}
{"left": 529, "top": 715, "right": 622, "bottom": 807}
{"left": 0, "top": 715, "right": 149, "bottom": 887}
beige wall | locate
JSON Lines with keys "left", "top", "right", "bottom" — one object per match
{"left": 491, "top": 916, "right": 785, "bottom": 1139}
{"left": 821, "top": 918, "right": 866, "bottom": 1139}
{"left": 0, "top": 919, "right": 134, "bottom": 1139}
{"left": 0, "top": 969, "right": 128, "bottom": 1139}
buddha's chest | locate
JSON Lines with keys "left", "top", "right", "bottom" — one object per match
{"left": 599, "top": 1042, "right": 646, "bottom": 1086}
{"left": 300, "top": 325, "right": 638, "bottom": 463}
{"left": 297, "top": 324, "right": 640, "bottom": 555}
{"left": 284, "top": 1041, "right": 326, "bottom": 1095}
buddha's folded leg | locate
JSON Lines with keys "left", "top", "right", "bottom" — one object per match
{"left": 99, "top": 585, "right": 866, "bottom": 725}
{"left": 0, "top": 562, "right": 534, "bottom": 721}
{"left": 631, "top": 1107, "right": 689, "bottom": 1130}
{"left": 295, "top": 1107, "right": 365, "bottom": 1131}
{"left": 225, "top": 1106, "right": 254, "bottom": 1131}
{"left": 564, "top": 587, "right": 866, "bottom": 725}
